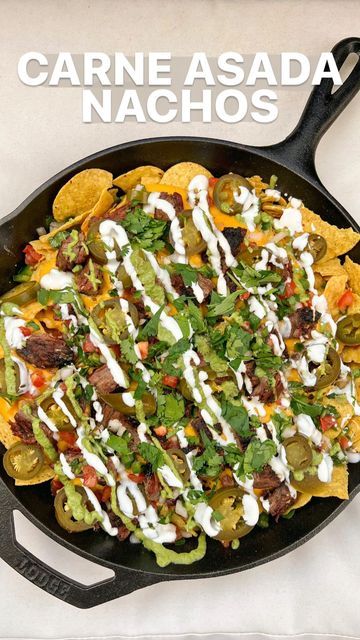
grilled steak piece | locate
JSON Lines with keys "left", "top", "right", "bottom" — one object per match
{"left": 10, "top": 411, "right": 36, "bottom": 444}
{"left": 266, "top": 482, "right": 296, "bottom": 520}
{"left": 197, "top": 274, "right": 214, "bottom": 299}
{"left": 88, "top": 365, "right": 117, "bottom": 395}
{"left": 102, "top": 404, "right": 140, "bottom": 451}
{"left": 18, "top": 333, "right": 73, "bottom": 369}
{"left": 75, "top": 260, "right": 104, "bottom": 296}
{"left": 56, "top": 231, "right": 88, "bottom": 272}
{"left": 289, "top": 307, "right": 321, "bottom": 339}
{"left": 154, "top": 192, "right": 184, "bottom": 220}
{"left": 253, "top": 465, "right": 281, "bottom": 490}
{"left": 170, "top": 272, "right": 214, "bottom": 300}
{"left": 222, "top": 227, "right": 247, "bottom": 256}
{"left": 143, "top": 473, "right": 161, "bottom": 501}
{"left": 108, "top": 511, "right": 131, "bottom": 541}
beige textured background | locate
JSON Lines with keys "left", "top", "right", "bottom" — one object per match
{"left": 0, "top": 1, "right": 359, "bottom": 639}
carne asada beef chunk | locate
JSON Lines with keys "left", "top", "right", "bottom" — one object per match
{"left": 253, "top": 464, "right": 281, "bottom": 490}
{"left": 222, "top": 227, "right": 247, "bottom": 256}
{"left": 56, "top": 231, "right": 88, "bottom": 272}
{"left": 102, "top": 404, "right": 140, "bottom": 451}
{"left": 197, "top": 274, "right": 214, "bottom": 299}
{"left": 170, "top": 273, "right": 192, "bottom": 297}
{"left": 245, "top": 361, "right": 278, "bottom": 403}
{"left": 108, "top": 511, "right": 131, "bottom": 541}
{"left": 18, "top": 333, "right": 73, "bottom": 369}
{"left": 289, "top": 307, "right": 321, "bottom": 339}
{"left": 102, "top": 203, "right": 129, "bottom": 223}
{"left": 170, "top": 272, "right": 214, "bottom": 300}
{"left": 266, "top": 482, "right": 296, "bottom": 520}
{"left": 154, "top": 192, "right": 184, "bottom": 220}
{"left": 10, "top": 411, "right": 36, "bottom": 444}
{"left": 89, "top": 364, "right": 117, "bottom": 395}
{"left": 75, "top": 259, "right": 104, "bottom": 296}
{"left": 143, "top": 472, "right": 161, "bottom": 502}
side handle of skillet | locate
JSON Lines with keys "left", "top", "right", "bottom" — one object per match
{"left": 260, "top": 37, "right": 360, "bottom": 182}
{"left": 0, "top": 480, "right": 164, "bottom": 608}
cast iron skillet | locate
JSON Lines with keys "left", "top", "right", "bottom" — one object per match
{"left": 0, "top": 37, "right": 360, "bottom": 609}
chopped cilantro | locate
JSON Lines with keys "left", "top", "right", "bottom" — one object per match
{"left": 221, "top": 398, "right": 251, "bottom": 439}
{"left": 138, "top": 442, "right": 164, "bottom": 470}
{"left": 121, "top": 207, "right": 168, "bottom": 252}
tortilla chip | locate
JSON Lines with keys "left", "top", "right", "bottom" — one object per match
{"left": 342, "top": 346, "right": 360, "bottom": 364}
{"left": 301, "top": 207, "right": 360, "bottom": 261}
{"left": 285, "top": 492, "right": 312, "bottom": 513}
{"left": 113, "top": 166, "right": 164, "bottom": 191}
{"left": 0, "top": 415, "right": 19, "bottom": 449}
{"left": 344, "top": 256, "right": 360, "bottom": 295}
{"left": 348, "top": 293, "right": 360, "bottom": 314}
{"left": 291, "top": 464, "right": 348, "bottom": 500}
{"left": 53, "top": 169, "right": 113, "bottom": 222}
{"left": 323, "top": 396, "right": 353, "bottom": 440}
{"left": 15, "top": 465, "right": 55, "bottom": 486}
{"left": 323, "top": 274, "right": 348, "bottom": 318}
{"left": 313, "top": 258, "right": 347, "bottom": 278}
{"left": 347, "top": 416, "right": 360, "bottom": 453}
{"left": 39, "top": 211, "right": 92, "bottom": 245}
{"left": 354, "top": 376, "right": 360, "bottom": 402}
{"left": 160, "top": 162, "right": 213, "bottom": 189}
{"left": 80, "top": 187, "right": 117, "bottom": 233}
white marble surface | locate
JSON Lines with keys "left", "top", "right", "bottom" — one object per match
{"left": 0, "top": 1, "right": 359, "bottom": 639}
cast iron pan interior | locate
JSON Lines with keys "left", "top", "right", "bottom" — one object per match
{"left": 0, "top": 37, "right": 359, "bottom": 607}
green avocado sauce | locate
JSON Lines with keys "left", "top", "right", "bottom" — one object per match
{"left": 31, "top": 416, "right": 58, "bottom": 462}
{"left": 110, "top": 487, "right": 206, "bottom": 567}
{"left": 0, "top": 315, "right": 18, "bottom": 395}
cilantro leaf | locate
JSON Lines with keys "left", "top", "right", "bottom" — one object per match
{"left": 107, "top": 434, "right": 135, "bottom": 467}
{"left": 49, "top": 230, "right": 69, "bottom": 249}
{"left": 187, "top": 300, "right": 206, "bottom": 333}
{"left": 192, "top": 432, "right": 223, "bottom": 477}
{"left": 138, "top": 442, "right": 164, "bottom": 470}
{"left": 173, "top": 263, "right": 198, "bottom": 286}
{"left": 137, "top": 305, "right": 164, "bottom": 340}
{"left": 233, "top": 263, "right": 282, "bottom": 289}
{"left": 207, "top": 290, "right": 242, "bottom": 318}
{"left": 290, "top": 396, "right": 323, "bottom": 418}
{"left": 121, "top": 208, "right": 168, "bottom": 252}
{"left": 221, "top": 398, "right": 251, "bottom": 439}
{"left": 157, "top": 392, "right": 185, "bottom": 426}
{"left": 243, "top": 439, "right": 276, "bottom": 476}
{"left": 121, "top": 338, "right": 138, "bottom": 365}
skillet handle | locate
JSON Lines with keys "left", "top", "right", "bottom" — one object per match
{"left": 264, "top": 37, "right": 360, "bottom": 179}
{"left": 0, "top": 480, "right": 162, "bottom": 608}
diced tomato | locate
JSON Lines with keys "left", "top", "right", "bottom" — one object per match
{"left": 83, "top": 335, "right": 100, "bottom": 353}
{"left": 282, "top": 280, "right": 296, "bottom": 298}
{"left": 137, "top": 341, "right": 149, "bottom": 359}
{"left": 320, "top": 415, "right": 337, "bottom": 432}
{"left": 23, "top": 244, "right": 42, "bottom": 266}
{"left": 82, "top": 464, "right": 98, "bottom": 488}
{"left": 100, "top": 485, "right": 112, "bottom": 502}
{"left": 31, "top": 371, "right": 45, "bottom": 388}
{"left": 162, "top": 374, "right": 179, "bottom": 388}
{"left": 154, "top": 426, "right": 167, "bottom": 437}
{"left": 240, "top": 292, "right": 251, "bottom": 300}
{"left": 20, "top": 326, "right": 32, "bottom": 337}
{"left": 339, "top": 435, "right": 350, "bottom": 450}
{"left": 209, "top": 177, "right": 219, "bottom": 187}
{"left": 59, "top": 431, "right": 77, "bottom": 446}
{"left": 127, "top": 473, "right": 145, "bottom": 484}
{"left": 338, "top": 289, "right": 354, "bottom": 312}
{"left": 50, "top": 477, "right": 63, "bottom": 496}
